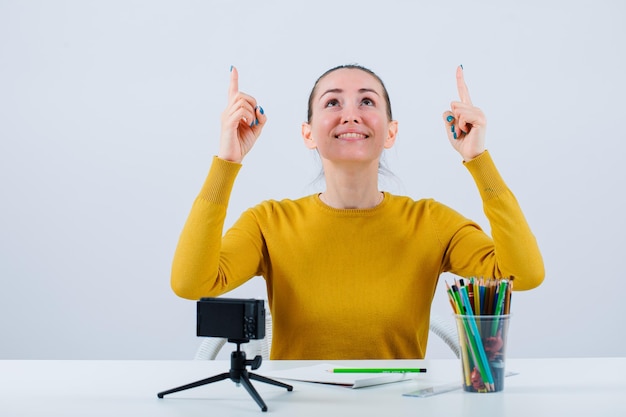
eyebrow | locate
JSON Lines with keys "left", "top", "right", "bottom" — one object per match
{"left": 319, "top": 88, "right": 381, "bottom": 100}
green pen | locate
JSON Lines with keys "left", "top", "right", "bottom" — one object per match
{"left": 331, "top": 368, "right": 427, "bottom": 374}
{"left": 491, "top": 279, "right": 509, "bottom": 336}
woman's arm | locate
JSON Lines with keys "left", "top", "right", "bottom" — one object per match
{"left": 440, "top": 67, "right": 544, "bottom": 290}
{"left": 171, "top": 67, "right": 267, "bottom": 299}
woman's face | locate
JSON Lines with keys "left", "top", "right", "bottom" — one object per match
{"left": 302, "top": 68, "right": 398, "bottom": 166}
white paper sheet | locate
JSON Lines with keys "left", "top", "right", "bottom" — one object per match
{"left": 264, "top": 363, "right": 414, "bottom": 389}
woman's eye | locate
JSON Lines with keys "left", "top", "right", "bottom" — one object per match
{"left": 325, "top": 99, "right": 339, "bottom": 107}
{"left": 361, "top": 98, "right": 374, "bottom": 106}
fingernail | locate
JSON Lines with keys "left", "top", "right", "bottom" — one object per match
{"left": 446, "top": 115, "right": 454, "bottom": 123}
{"left": 460, "top": 64, "right": 463, "bottom": 70}
{"left": 453, "top": 132, "right": 458, "bottom": 140}
{"left": 451, "top": 125, "right": 455, "bottom": 133}
{"left": 255, "top": 118, "right": 259, "bottom": 126}
{"left": 230, "top": 65, "right": 234, "bottom": 72}
{"left": 259, "top": 106, "right": 264, "bottom": 115}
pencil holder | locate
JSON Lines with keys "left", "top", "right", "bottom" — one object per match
{"left": 454, "top": 314, "right": 510, "bottom": 393}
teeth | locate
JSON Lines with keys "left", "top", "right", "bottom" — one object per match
{"left": 337, "top": 133, "right": 366, "bottom": 139}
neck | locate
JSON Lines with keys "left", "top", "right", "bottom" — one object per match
{"left": 320, "top": 161, "right": 383, "bottom": 209}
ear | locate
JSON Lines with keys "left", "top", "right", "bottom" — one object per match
{"left": 302, "top": 122, "right": 317, "bottom": 149}
{"left": 384, "top": 120, "right": 398, "bottom": 149}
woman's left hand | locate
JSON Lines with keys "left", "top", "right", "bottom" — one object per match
{"left": 442, "top": 66, "right": 486, "bottom": 161}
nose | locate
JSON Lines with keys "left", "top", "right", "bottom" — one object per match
{"left": 341, "top": 103, "right": 360, "bottom": 124}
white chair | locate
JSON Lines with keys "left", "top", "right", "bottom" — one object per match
{"left": 428, "top": 313, "right": 461, "bottom": 358}
{"left": 194, "top": 312, "right": 460, "bottom": 360}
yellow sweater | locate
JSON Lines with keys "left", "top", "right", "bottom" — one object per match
{"left": 171, "top": 151, "right": 544, "bottom": 359}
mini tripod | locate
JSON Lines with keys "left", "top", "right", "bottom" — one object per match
{"left": 157, "top": 339, "right": 293, "bottom": 412}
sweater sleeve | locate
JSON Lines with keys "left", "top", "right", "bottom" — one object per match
{"left": 171, "top": 156, "right": 256, "bottom": 299}
{"left": 444, "top": 151, "right": 545, "bottom": 290}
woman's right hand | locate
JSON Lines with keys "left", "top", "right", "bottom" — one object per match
{"left": 218, "top": 66, "right": 267, "bottom": 163}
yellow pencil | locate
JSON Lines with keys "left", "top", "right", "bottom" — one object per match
{"left": 459, "top": 329, "right": 472, "bottom": 388}
{"left": 472, "top": 277, "right": 481, "bottom": 316}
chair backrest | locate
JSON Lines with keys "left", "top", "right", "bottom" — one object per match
{"left": 194, "top": 312, "right": 460, "bottom": 360}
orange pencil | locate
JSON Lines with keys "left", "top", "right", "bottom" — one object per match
{"left": 504, "top": 279, "right": 513, "bottom": 314}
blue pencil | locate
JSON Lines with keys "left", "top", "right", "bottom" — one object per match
{"left": 459, "top": 286, "right": 495, "bottom": 391}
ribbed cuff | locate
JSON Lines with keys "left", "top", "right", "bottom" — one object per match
{"left": 197, "top": 156, "right": 242, "bottom": 205}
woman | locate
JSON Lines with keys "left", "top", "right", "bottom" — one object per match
{"left": 171, "top": 64, "right": 544, "bottom": 359}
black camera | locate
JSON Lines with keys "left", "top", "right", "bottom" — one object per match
{"left": 197, "top": 297, "right": 266, "bottom": 340}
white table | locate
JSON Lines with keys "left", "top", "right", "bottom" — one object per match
{"left": 1, "top": 358, "right": 624, "bottom": 416}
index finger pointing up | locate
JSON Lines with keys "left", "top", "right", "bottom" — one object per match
{"left": 228, "top": 65, "right": 239, "bottom": 100}
{"left": 456, "top": 65, "right": 472, "bottom": 105}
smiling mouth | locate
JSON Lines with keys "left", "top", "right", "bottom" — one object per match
{"left": 335, "top": 132, "right": 368, "bottom": 140}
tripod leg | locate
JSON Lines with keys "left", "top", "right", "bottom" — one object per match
{"left": 157, "top": 372, "right": 230, "bottom": 398}
{"left": 238, "top": 373, "right": 268, "bottom": 412}
{"left": 249, "top": 372, "right": 294, "bottom": 391}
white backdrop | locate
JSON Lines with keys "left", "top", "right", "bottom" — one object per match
{"left": 1, "top": 0, "right": 624, "bottom": 360}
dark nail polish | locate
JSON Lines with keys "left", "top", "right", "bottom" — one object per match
{"left": 259, "top": 106, "right": 264, "bottom": 115}
{"left": 230, "top": 65, "right": 234, "bottom": 72}
{"left": 451, "top": 125, "right": 455, "bottom": 133}
{"left": 453, "top": 132, "right": 458, "bottom": 140}
{"left": 447, "top": 115, "right": 454, "bottom": 123}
